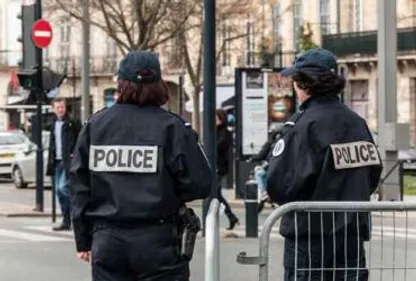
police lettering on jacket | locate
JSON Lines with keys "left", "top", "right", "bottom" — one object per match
{"left": 330, "top": 141, "right": 381, "bottom": 170}
{"left": 89, "top": 145, "right": 158, "bottom": 173}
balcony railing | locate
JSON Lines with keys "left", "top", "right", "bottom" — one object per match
{"left": 44, "top": 56, "right": 118, "bottom": 76}
{"left": 322, "top": 27, "right": 416, "bottom": 57}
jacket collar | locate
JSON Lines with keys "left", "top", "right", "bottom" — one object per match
{"left": 299, "top": 94, "right": 340, "bottom": 111}
{"left": 54, "top": 113, "right": 70, "bottom": 123}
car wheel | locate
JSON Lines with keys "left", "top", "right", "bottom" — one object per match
{"left": 13, "top": 167, "right": 27, "bottom": 189}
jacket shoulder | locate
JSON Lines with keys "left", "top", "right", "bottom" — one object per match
{"left": 83, "top": 107, "right": 108, "bottom": 124}
{"left": 164, "top": 110, "right": 192, "bottom": 129}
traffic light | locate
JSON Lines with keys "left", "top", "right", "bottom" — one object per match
{"left": 16, "top": 68, "right": 37, "bottom": 91}
{"left": 17, "top": 4, "right": 36, "bottom": 69}
{"left": 17, "top": 67, "right": 67, "bottom": 103}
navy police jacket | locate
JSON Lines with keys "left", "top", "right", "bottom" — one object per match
{"left": 69, "top": 104, "right": 212, "bottom": 251}
{"left": 266, "top": 95, "right": 383, "bottom": 240}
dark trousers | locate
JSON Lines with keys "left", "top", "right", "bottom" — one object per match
{"left": 217, "top": 176, "right": 235, "bottom": 221}
{"left": 91, "top": 222, "right": 189, "bottom": 281}
{"left": 284, "top": 234, "right": 368, "bottom": 281}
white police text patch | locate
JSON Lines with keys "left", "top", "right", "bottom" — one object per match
{"left": 272, "top": 139, "right": 285, "bottom": 157}
{"left": 330, "top": 141, "right": 381, "bottom": 170}
{"left": 89, "top": 145, "right": 158, "bottom": 173}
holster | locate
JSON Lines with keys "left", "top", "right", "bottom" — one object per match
{"left": 176, "top": 206, "right": 201, "bottom": 261}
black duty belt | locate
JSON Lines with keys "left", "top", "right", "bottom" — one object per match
{"left": 93, "top": 217, "right": 175, "bottom": 230}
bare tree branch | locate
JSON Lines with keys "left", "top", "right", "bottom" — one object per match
{"left": 48, "top": 0, "right": 195, "bottom": 53}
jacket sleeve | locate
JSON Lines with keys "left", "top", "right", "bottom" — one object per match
{"left": 46, "top": 123, "right": 55, "bottom": 176}
{"left": 167, "top": 123, "right": 213, "bottom": 202}
{"left": 69, "top": 122, "right": 92, "bottom": 252}
{"left": 252, "top": 132, "right": 277, "bottom": 161}
{"left": 266, "top": 124, "right": 323, "bottom": 205}
{"left": 70, "top": 119, "right": 83, "bottom": 154}
{"left": 217, "top": 128, "right": 231, "bottom": 154}
{"left": 365, "top": 125, "right": 383, "bottom": 194}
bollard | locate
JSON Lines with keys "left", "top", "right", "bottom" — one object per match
{"left": 244, "top": 178, "right": 258, "bottom": 238}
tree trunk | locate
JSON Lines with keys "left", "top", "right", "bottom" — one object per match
{"left": 192, "top": 86, "right": 201, "bottom": 134}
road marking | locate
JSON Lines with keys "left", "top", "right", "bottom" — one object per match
{"left": 372, "top": 226, "right": 416, "bottom": 233}
{"left": 0, "top": 228, "right": 71, "bottom": 242}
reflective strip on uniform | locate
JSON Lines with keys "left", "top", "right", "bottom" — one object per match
{"left": 330, "top": 141, "right": 381, "bottom": 170}
{"left": 89, "top": 145, "right": 158, "bottom": 173}
{"left": 284, "top": 121, "right": 295, "bottom": 126}
{"left": 198, "top": 143, "right": 210, "bottom": 164}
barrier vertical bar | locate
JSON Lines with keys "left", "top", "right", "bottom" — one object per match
{"left": 205, "top": 199, "right": 220, "bottom": 281}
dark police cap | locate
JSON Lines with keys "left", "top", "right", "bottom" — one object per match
{"left": 117, "top": 51, "right": 162, "bottom": 83}
{"left": 280, "top": 48, "right": 337, "bottom": 79}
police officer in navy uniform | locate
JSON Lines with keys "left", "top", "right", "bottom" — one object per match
{"left": 70, "top": 51, "right": 212, "bottom": 281}
{"left": 266, "top": 49, "right": 383, "bottom": 281}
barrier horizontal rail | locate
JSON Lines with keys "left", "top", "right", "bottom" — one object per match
{"left": 237, "top": 201, "right": 416, "bottom": 281}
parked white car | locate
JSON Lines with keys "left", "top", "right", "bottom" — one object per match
{"left": 0, "top": 131, "right": 35, "bottom": 179}
{"left": 11, "top": 131, "right": 51, "bottom": 189}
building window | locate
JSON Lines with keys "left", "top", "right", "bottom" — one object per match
{"left": 354, "top": 0, "right": 362, "bottom": 32}
{"left": 273, "top": 4, "right": 282, "bottom": 46}
{"left": 106, "top": 37, "right": 117, "bottom": 58}
{"left": 59, "top": 16, "right": 71, "bottom": 43}
{"left": 293, "top": 0, "right": 302, "bottom": 51}
{"left": 167, "top": 36, "right": 183, "bottom": 70}
{"left": 221, "top": 20, "right": 231, "bottom": 67}
{"left": 246, "top": 20, "right": 255, "bottom": 66}
{"left": 349, "top": 79, "right": 369, "bottom": 119}
{"left": 105, "top": 37, "right": 117, "bottom": 72}
{"left": 320, "top": 0, "right": 331, "bottom": 35}
{"left": 58, "top": 16, "right": 70, "bottom": 71}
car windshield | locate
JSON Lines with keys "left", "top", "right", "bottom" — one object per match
{"left": 13, "top": 133, "right": 30, "bottom": 143}
{"left": 0, "top": 134, "right": 24, "bottom": 145}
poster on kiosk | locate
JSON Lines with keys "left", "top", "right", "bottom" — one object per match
{"left": 234, "top": 68, "right": 296, "bottom": 198}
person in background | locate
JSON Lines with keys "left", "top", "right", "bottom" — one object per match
{"left": 46, "top": 98, "right": 82, "bottom": 231}
{"left": 216, "top": 109, "right": 239, "bottom": 230}
{"left": 113, "top": 91, "right": 120, "bottom": 103}
{"left": 249, "top": 126, "right": 283, "bottom": 212}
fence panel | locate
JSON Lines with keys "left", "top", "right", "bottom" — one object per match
{"left": 237, "top": 201, "right": 416, "bottom": 281}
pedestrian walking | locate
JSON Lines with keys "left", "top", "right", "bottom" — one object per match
{"left": 215, "top": 109, "right": 239, "bottom": 230}
{"left": 70, "top": 51, "right": 212, "bottom": 281}
{"left": 266, "top": 48, "right": 383, "bottom": 281}
{"left": 46, "top": 98, "right": 82, "bottom": 231}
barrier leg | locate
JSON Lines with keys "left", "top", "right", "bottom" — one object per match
{"left": 205, "top": 198, "right": 220, "bottom": 281}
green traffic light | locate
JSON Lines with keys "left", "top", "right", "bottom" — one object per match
{"left": 23, "top": 77, "right": 33, "bottom": 88}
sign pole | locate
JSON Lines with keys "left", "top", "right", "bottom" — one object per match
{"left": 33, "top": 0, "right": 44, "bottom": 212}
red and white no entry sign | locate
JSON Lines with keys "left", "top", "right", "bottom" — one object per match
{"left": 31, "top": 19, "right": 53, "bottom": 49}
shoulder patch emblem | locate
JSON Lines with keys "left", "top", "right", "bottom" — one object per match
{"left": 330, "top": 141, "right": 381, "bottom": 170}
{"left": 272, "top": 139, "right": 285, "bottom": 157}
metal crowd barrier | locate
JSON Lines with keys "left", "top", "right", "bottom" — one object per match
{"left": 205, "top": 198, "right": 220, "bottom": 281}
{"left": 237, "top": 201, "right": 416, "bottom": 281}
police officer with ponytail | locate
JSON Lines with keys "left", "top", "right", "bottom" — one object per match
{"left": 266, "top": 49, "right": 383, "bottom": 281}
{"left": 70, "top": 51, "right": 212, "bottom": 281}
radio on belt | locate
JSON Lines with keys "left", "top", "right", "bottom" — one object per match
{"left": 89, "top": 145, "right": 158, "bottom": 173}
